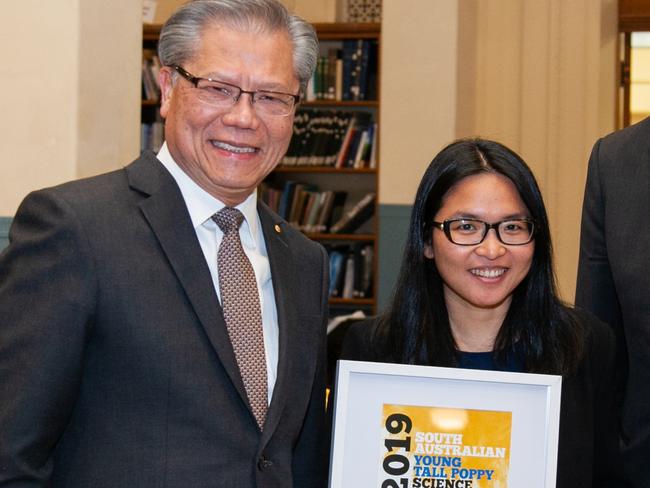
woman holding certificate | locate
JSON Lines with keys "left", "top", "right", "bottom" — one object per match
{"left": 340, "top": 139, "right": 627, "bottom": 488}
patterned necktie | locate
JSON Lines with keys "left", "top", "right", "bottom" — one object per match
{"left": 212, "top": 207, "right": 267, "bottom": 430}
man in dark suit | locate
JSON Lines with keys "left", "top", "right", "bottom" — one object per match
{"left": 0, "top": 1, "right": 329, "bottom": 486}
{"left": 576, "top": 117, "right": 650, "bottom": 487}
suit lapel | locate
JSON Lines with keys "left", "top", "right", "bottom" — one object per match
{"left": 257, "top": 203, "right": 301, "bottom": 439}
{"left": 126, "top": 154, "right": 249, "bottom": 406}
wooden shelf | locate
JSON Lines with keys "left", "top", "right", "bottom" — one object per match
{"left": 312, "top": 22, "right": 380, "bottom": 40}
{"left": 274, "top": 166, "right": 376, "bottom": 174}
{"left": 301, "top": 100, "right": 378, "bottom": 108}
{"left": 143, "top": 23, "right": 161, "bottom": 41}
{"left": 305, "top": 233, "right": 375, "bottom": 241}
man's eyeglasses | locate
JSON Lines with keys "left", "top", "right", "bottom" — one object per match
{"left": 171, "top": 65, "right": 300, "bottom": 117}
{"left": 432, "top": 218, "right": 536, "bottom": 246}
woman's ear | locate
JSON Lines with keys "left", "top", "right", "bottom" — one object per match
{"left": 424, "top": 243, "right": 434, "bottom": 259}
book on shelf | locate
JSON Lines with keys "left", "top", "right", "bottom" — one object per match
{"left": 346, "top": 39, "right": 378, "bottom": 102}
{"left": 287, "top": 183, "right": 317, "bottom": 227}
{"left": 328, "top": 247, "right": 346, "bottom": 297}
{"left": 368, "top": 122, "right": 378, "bottom": 169}
{"left": 277, "top": 180, "right": 298, "bottom": 220}
{"left": 282, "top": 110, "right": 310, "bottom": 166}
{"left": 334, "top": 111, "right": 374, "bottom": 169}
{"left": 281, "top": 109, "right": 376, "bottom": 169}
{"left": 334, "top": 125, "right": 356, "bottom": 168}
{"left": 328, "top": 112, "right": 355, "bottom": 166}
{"left": 303, "top": 111, "right": 343, "bottom": 166}
{"left": 341, "top": 253, "right": 356, "bottom": 299}
{"left": 352, "top": 128, "right": 369, "bottom": 169}
{"left": 326, "top": 48, "right": 339, "bottom": 101}
{"left": 349, "top": 39, "right": 363, "bottom": 101}
{"left": 260, "top": 182, "right": 351, "bottom": 234}
{"left": 315, "top": 56, "right": 326, "bottom": 100}
{"left": 335, "top": 53, "right": 344, "bottom": 101}
{"left": 305, "top": 39, "right": 377, "bottom": 102}
{"left": 341, "top": 40, "right": 355, "bottom": 101}
{"left": 358, "top": 39, "right": 378, "bottom": 101}
{"left": 339, "top": 127, "right": 361, "bottom": 169}
{"left": 329, "top": 192, "right": 376, "bottom": 234}
{"left": 141, "top": 50, "right": 161, "bottom": 102}
{"left": 259, "top": 183, "right": 282, "bottom": 214}
{"left": 355, "top": 243, "right": 374, "bottom": 298}
{"left": 314, "top": 190, "right": 347, "bottom": 233}
{"left": 303, "top": 191, "right": 326, "bottom": 232}
{"left": 326, "top": 242, "right": 374, "bottom": 299}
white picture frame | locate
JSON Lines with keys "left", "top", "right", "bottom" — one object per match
{"left": 329, "top": 360, "right": 562, "bottom": 488}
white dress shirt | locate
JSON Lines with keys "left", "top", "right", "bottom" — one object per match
{"left": 157, "top": 143, "right": 279, "bottom": 404}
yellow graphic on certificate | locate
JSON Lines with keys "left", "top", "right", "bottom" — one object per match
{"left": 378, "top": 404, "right": 512, "bottom": 488}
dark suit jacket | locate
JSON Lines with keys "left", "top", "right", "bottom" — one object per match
{"left": 576, "top": 117, "right": 650, "bottom": 487}
{"left": 0, "top": 152, "right": 329, "bottom": 487}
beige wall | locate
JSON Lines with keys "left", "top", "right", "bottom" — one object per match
{"left": 78, "top": 2, "right": 142, "bottom": 178}
{"left": 0, "top": 1, "right": 141, "bottom": 216}
{"left": 152, "top": 0, "right": 185, "bottom": 24}
{"left": 279, "top": 0, "right": 337, "bottom": 22}
{"left": 1, "top": 2, "right": 79, "bottom": 215}
{"left": 379, "top": 0, "right": 459, "bottom": 206}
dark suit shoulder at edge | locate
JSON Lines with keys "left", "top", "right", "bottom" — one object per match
{"left": 570, "top": 306, "right": 614, "bottom": 344}
{"left": 597, "top": 116, "right": 650, "bottom": 162}
{"left": 23, "top": 158, "right": 150, "bottom": 206}
{"left": 567, "top": 306, "right": 616, "bottom": 377}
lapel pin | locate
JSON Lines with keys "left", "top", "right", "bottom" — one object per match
{"left": 274, "top": 224, "right": 282, "bottom": 234}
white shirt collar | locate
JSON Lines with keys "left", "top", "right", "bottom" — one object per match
{"left": 156, "top": 142, "right": 260, "bottom": 247}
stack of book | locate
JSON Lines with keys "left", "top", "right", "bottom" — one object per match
{"left": 142, "top": 50, "right": 161, "bottom": 102}
{"left": 305, "top": 39, "right": 378, "bottom": 102}
{"left": 260, "top": 183, "right": 375, "bottom": 235}
{"left": 327, "top": 242, "right": 374, "bottom": 299}
{"left": 329, "top": 192, "right": 375, "bottom": 234}
{"left": 282, "top": 109, "right": 377, "bottom": 169}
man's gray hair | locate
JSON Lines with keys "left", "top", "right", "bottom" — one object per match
{"left": 158, "top": 0, "right": 319, "bottom": 95}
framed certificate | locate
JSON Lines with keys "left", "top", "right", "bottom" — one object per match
{"left": 329, "top": 360, "right": 562, "bottom": 488}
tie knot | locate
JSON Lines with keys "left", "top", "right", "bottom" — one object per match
{"left": 213, "top": 207, "right": 245, "bottom": 233}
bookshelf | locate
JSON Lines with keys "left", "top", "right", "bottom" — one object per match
{"left": 141, "top": 24, "right": 164, "bottom": 153}
{"left": 140, "top": 22, "right": 381, "bottom": 315}
{"left": 261, "top": 23, "right": 381, "bottom": 316}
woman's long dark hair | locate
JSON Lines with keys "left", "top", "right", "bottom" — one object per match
{"left": 376, "top": 138, "right": 585, "bottom": 375}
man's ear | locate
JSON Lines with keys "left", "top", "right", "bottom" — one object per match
{"left": 158, "top": 66, "right": 174, "bottom": 118}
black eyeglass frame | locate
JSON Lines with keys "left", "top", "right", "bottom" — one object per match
{"left": 432, "top": 218, "right": 536, "bottom": 246}
{"left": 170, "top": 64, "right": 301, "bottom": 114}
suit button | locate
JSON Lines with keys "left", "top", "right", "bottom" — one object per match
{"left": 258, "top": 456, "right": 274, "bottom": 470}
